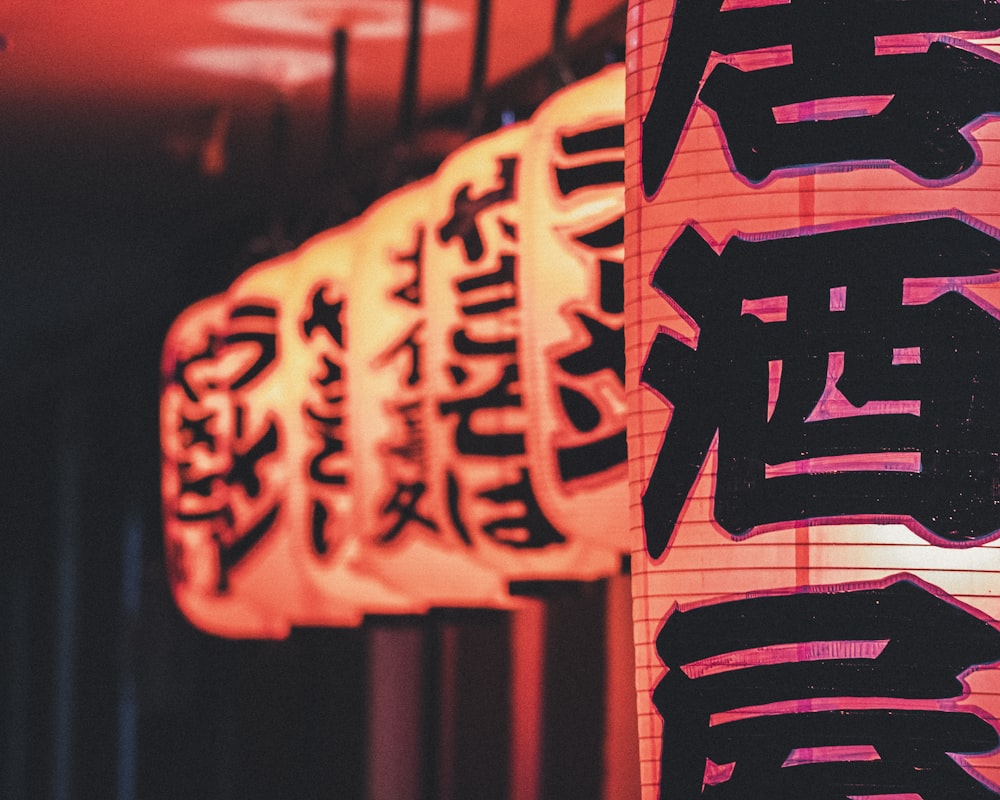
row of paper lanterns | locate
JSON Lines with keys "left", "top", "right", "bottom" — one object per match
{"left": 161, "top": 64, "right": 628, "bottom": 638}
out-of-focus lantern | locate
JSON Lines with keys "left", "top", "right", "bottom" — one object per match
{"left": 625, "top": 1, "right": 1000, "bottom": 798}
{"left": 520, "top": 65, "right": 629, "bottom": 556}
{"left": 345, "top": 160, "right": 525, "bottom": 609}
{"left": 161, "top": 64, "right": 628, "bottom": 637}
{"left": 161, "top": 231, "right": 419, "bottom": 638}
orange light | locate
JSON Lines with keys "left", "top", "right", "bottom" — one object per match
{"left": 161, "top": 65, "right": 627, "bottom": 638}
{"left": 626, "top": 2, "right": 1000, "bottom": 797}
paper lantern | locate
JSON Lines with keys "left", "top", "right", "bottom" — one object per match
{"left": 626, "top": 2, "right": 1000, "bottom": 798}
{"left": 161, "top": 229, "right": 420, "bottom": 638}
{"left": 161, "top": 292, "right": 297, "bottom": 638}
{"left": 340, "top": 166, "right": 522, "bottom": 609}
{"left": 352, "top": 72, "right": 627, "bottom": 603}
{"left": 519, "top": 64, "right": 629, "bottom": 555}
{"left": 161, "top": 65, "right": 628, "bottom": 637}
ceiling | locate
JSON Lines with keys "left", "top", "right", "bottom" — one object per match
{"left": 2, "top": 0, "right": 625, "bottom": 192}
{"left": 0, "top": 1, "right": 627, "bottom": 389}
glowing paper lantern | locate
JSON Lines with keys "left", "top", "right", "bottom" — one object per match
{"left": 626, "top": 2, "right": 1000, "bottom": 798}
{"left": 161, "top": 293, "right": 297, "bottom": 638}
{"left": 346, "top": 66, "right": 629, "bottom": 606}
{"left": 161, "top": 65, "right": 628, "bottom": 637}
{"left": 161, "top": 230, "right": 420, "bottom": 638}
{"left": 519, "top": 64, "right": 629, "bottom": 555}
{"left": 342, "top": 169, "right": 522, "bottom": 609}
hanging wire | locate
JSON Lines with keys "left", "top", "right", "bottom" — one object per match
{"left": 550, "top": 0, "right": 576, "bottom": 89}
{"left": 399, "top": 0, "right": 423, "bottom": 139}
{"left": 328, "top": 26, "right": 349, "bottom": 178}
{"left": 466, "top": 0, "right": 492, "bottom": 136}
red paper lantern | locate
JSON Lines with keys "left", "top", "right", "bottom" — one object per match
{"left": 626, "top": 2, "right": 1000, "bottom": 797}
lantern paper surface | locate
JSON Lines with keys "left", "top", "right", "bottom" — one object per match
{"left": 625, "top": 1, "right": 1000, "bottom": 798}
{"left": 520, "top": 66, "right": 629, "bottom": 553}
{"left": 161, "top": 65, "right": 627, "bottom": 637}
{"left": 161, "top": 231, "right": 419, "bottom": 638}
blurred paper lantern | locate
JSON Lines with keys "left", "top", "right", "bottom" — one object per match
{"left": 263, "top": 222, "right": 425, "bottom": 622}
{"left": 520, "top": 65, "right": 628, "bottom": 554}
{"left": 340, "top": 173, "right": 520, "bottom": 609}
{"left": 161, "top": 64, "right": 628, "bottom": 637}
{"left": 161, "top": 231, "right": 420, "bottom": 638}
{"left": 162, "top": 293, "right": 294, "bottom": 638}
{"left": 625, "top": 2, "right": 1000, "bottom": 798}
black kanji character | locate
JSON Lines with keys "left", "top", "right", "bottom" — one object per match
{"left": 560, "top": 124, "right": 625, "bottom": 157}
{"left": 213, "top": 503, "right": 281, "bottom": 593}
{"left": 378, "top": 481, "right": 438, "bottom": 543}
{"left": 557, "top": 312, "right": 625, "bottom": 385}
{"left": 303, "top": 285, "right": 344, "bottom": 346}
{"left": 447, "top": 468, "right": 566, "bottom": 548}
{"left": 385, "top": 401, "right": 425, "bottom": 464}
{"left": 306, "top": 403, "right": 347, "bottom": 486}
{"left": 557, "top": 428, "right": 627, "bottom": 482}
{"left": 438, "top": 157, "right": 517, "bottom": 262}
{"left": 316, "top": 355, "right": 342, "bottom": 387}
{"left": 180, "top": 413, "right": 216, "bottom": 452}
{"left": 311, "top": 499, "right": 332, "bottom": 556}
{"left": 574, "top": 216, "right": 623, "bottom": 250}
{"left": 227, "top": 420, "right": 278, "bottom": 499}
{"left": 172, "top": 335, "right": 219, "bottom": 402}
{"left": 642, "top": 217, "right": 1000, "bottom": 557}
{"left": 641, "top": 0, "right": 1000, "bottom": 191}
{"left": 456, "top": 254, "right": 518, "bottom": 316}
{"left": 555, "top": 123, "right": 625, "bottom": 196}
{"left": 373, "top": 321, "right": 424, "bottom": 386}
{"left": 599, "top": 259, "right": 624, "bottom": 315}
{"left": 392, "top": 227, "right": 424, "bottom": 306}
{"left": 654, "top": 579, "right": 1000, "bottom": 799}
{"left": 453, "top": 328, "right": 516, "bottom": 356}
{"left": 477, "top": 467, "right": 566, "bottom": 549}
{"left": 179, "top": 471, "right": 215, "bottom": 498}
{"left": 439, "top": 362, "right": 525, "bottom": 456}
{"left": 226, "top": 305, "right": 277, "bottom": 390}
{"left": 446, "top": 470, "right": 474, "bottom": 545}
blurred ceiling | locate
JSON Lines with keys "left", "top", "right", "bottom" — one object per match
{"left": 0, "top": 1, "right": 626, "bottom": 388}
{"left": 1, "top": 0, "right": 625, "bottom": 198}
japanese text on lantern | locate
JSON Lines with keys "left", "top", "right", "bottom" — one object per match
{"left": 165, "top": 299, "right": 284, "bottom": 595}
{"left": 627, "top": 0, "right": 1000, "bottom": 797}
{"left": 433, "top": 156, "right": 567, "bottom": 550}
{"left": 548, "top": 123, "right": 628, "bottom": 486}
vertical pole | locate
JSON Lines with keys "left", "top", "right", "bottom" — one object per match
{"left": 550, "top": 0, "right": 574, "bottom": 87}
{"left": 436, "top": 620, "right": 458, "bottom": 800}
{"left": 116, "top": 509, "right": 143, "bottom": 800}
{"left": 509, "top": 600, "right": 546, "bottom": 800}
{"left": 603, "top": 566, "right": 642, "bottom": 800}
{"left": 328, "top": 26, "right": 349, "bottom": 172}
{"left": 3, "top": 559, "right": 28, "bottom": 800}
{"left": 367, "top": 621, "right": 425, "bottom": 800}
{"left": 467, "top": 0, "right": 492, "bottom": 134}
{"left": 52, "top": 418, "right": 80, "bottom": 800}
{"left": 399, "top": 0, "right": 423, "bottom": 139}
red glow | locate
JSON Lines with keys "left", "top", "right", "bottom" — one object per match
{"left": 215, "top": 0, "right": 468, "bottom": 39}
